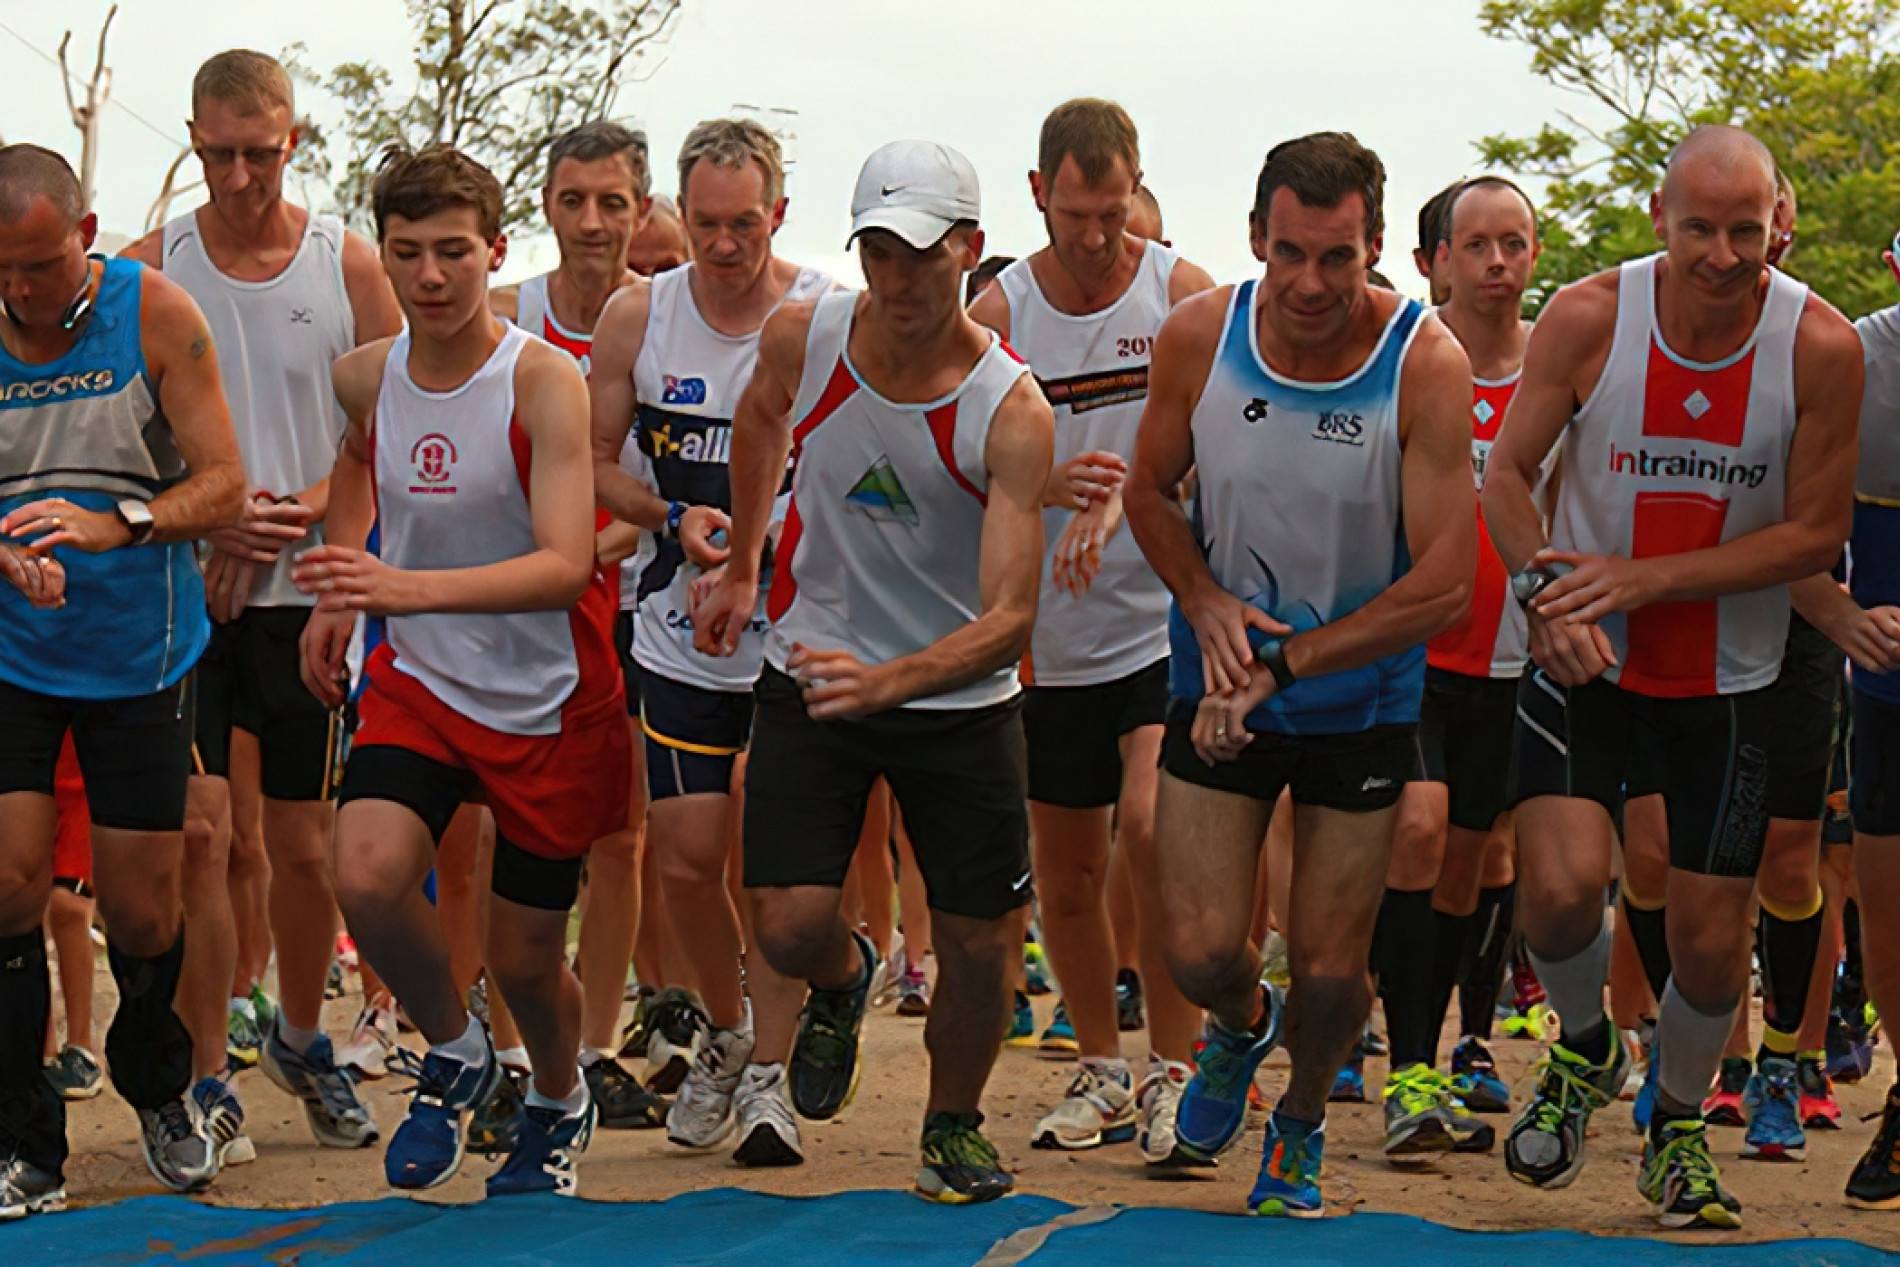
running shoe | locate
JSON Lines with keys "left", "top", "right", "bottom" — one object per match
{"left": 1360, "top": 1022, "right": 1389, "bottom": 1059}
{"left": 0, "top": 1157, "right": 63, "bottom": 1221}
{"left": 1741, "top": 1056, "right": 1806, "bottom": 1161}
{"left": 583, "top": 1055, "right": 665, "bottom": 1129}
{"left": 192, "top": 1075, "right": 256, "bottom": 1167}
{"left": 1032, "top": 1057, "right": 1136, "bottom": 1150}
{"left": 1024, "top": 939, "right": 1055, "bottom": 997}
{"left": 1329, "top": 1041, "right": 1367, "bottom": 1104}
{"left": 1116, "top": 968, "right": 1146, "bottom": 1033}
{"left": 43, "top": 1045, "right": 102, "bottom": 1100}
{"left": 1260, "top": 931, "right": 1291, "bottom": 990}
{"left": 1618, "top": 1024, "right": 1654, "bottom": 1100}
{"left": 1450, "top": 1036, "right": 1510, "bottom": 1113}
{"left": 1505, "top": 1040, "right": 1628, "bottom": 1189}
{"left": 1640, "top": 1117, "right": 1743, "bottom": 1229}
{"left": 337, "top": 998, "right": 399, "bottom": 1081}
{"left": 260, "top": 1019, "right": 380, "bottom": 1149}
{"left": 1501, "top": 1002, "right": 1560, "bottom": 1042}
{"left": 385, "top": 1038, "right": 501, "bottom": 1190}
{"left": 325, "top": 958, "right": 347, "bottom": 1000}
{"left": 916, "top": 1111, "right": 1012, "bottom": 1204}
{"left": 1631, "top": 1042, "right": 1663, "bottom": 1134}
{"left": 667, "top": 1010, "right": 755, "bottom": 1149}
{"left": 790, "top": 930, "right": 875, "bottom": 1120}
{"left": 1004, "top": 991, "right": 1035, "bottom": 1046}
{"left": 1249, "top": 1115, "right": 1325, "bottom": 1218}
{"left": 732, "top": 1062, "right": 805, "bottom": 1167}
{"left": 1826, "top": 1009, "right": 1875, "bottom": 1084}
{"left": 227, "top": 1002, "right": 262, "bottom": 1072}
{"left": 1383, "top": 1064, "right": 1454, "bottom": 1162}
{"left": 1702, "top": 1056, "right": 1751, "bottom": 1127}
{"left": 1039, "top": 1002, "right": 1079, "bottom": 1057}
{"left": 896, "top": 963, "right": 931, "bottom": 1018}
{"left": 487, "top": 1087, "right": 596, "bottom": 1198}
{"left": 248, "top": 985, "right": 279, "bottom": 1038}
{"left": 1136, "top": 1055, "right": 1201, "bottom": 1167}
{"left": 1845, "top": 1082, "right": 1900, "bottom": 1210}
{"left": 138, "top": 1094, "right": 218, "bottom": 1193}
{"left": 468, "top": 1063, "right": 527, "bottom": 1157}
{"left": 1177, "top": 983, "right": 1282, "bottom": 1161}
{"left": 641, "top": 987, "right": 707, "bottom": 1095}
{"left": 869, "top": 941, "right": 904, "bottom": 1011}
{"left": 1796, "top": 1055, "right": 1841, "bottom": 1130}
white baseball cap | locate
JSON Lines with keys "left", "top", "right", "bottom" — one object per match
{"left": 848, "top": 140, "right": 981, "bottom": 249}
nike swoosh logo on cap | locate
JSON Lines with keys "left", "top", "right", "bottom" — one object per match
{"left": 880, "top": 184, "right": 907, "bottom": 197}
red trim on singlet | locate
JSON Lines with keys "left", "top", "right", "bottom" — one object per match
{"left": 997, "top": 338, "right": 1027, "bottom": 365}
{"left": 539, "top": 315, "right": 593, "bottom": 366}
{"left": 1641, "top": 342, "right": 1754, "bottom": 447}
{"left": 768, "top": 359, "right": 861, "bottom": 624}
{"left": 1428, "top": 378, "right": 1519, "bottom": 675}
{"left": 926, "top": 402, "right": 986, "bottom": 506}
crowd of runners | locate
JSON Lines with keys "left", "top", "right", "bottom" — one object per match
{"left": 3, "top": 47, "right": 1900, "bottom": 1234}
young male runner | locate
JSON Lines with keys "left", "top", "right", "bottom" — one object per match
{"left": 295, "top": 145, "right": 626, "bottom": 1197}
{"left": 1483, "top": 125, "right": 1861, "bottom": 1229}
{"left": 1125, "top": 131, "right": 1477, "bottom": 1216}
{"left": 967, "top": 98, "right": 1213, "bottom": 1162}
{"left": 122, "top": 49, "right": 402, "bottom": 1160}
{"left": 695, "top": 139, "right": 1054, "bottom": 1202}
{"left": 0, "top": 143, "right": 246, "bottom": 1212}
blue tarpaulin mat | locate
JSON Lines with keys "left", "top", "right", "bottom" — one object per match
{"left": 3, "top": 1188, "right": 1892, "bottom": 1264}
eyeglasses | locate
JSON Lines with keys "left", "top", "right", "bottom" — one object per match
{"left": 195, "top": 145, "right": 290, "bottom": 170}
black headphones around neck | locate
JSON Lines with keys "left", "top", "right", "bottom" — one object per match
{"left": 2, "top": 253, "right": 105, "bottom": 332}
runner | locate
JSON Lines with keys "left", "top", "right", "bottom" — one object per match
{"left": 628, "top": 194, "right": 690, "bottom": 277}
{"left": 121, "top": 49, "right": 401, "bottom": 1162}
{"left": 294, "top": 144, "right": 627, "bottom": 1197}
{"left": 490, "top": 118, "right": 664, "bottom": 1133}
{"left": 0, "top": 142, "right": 247, "bottom": 1213}
{"left": 966, "top": 97, "right": 1214, "bottom": 1162}
{"left": 590, "top": 118, "right": 832, "bottom": 1164}
{"left": 1127, "top": 184, "right": 1166, "bottom": 247}
{"left": 1125, "top": 131, "right": 1478, "bottom": 1217}
{"left": 694, "top": 138, "right": 1054, "bottom": 1202}
{"left": 1409, "top": 181, "right": 1461, "bottom": 306}
{"left": 1483, "top": 125, "right": 1862, "bottom": 1229}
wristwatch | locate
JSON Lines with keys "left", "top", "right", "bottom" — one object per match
{"left": 114, "top": 499, "right": 156, "bottom": 546}
{"left": 1254, "top": 637, "right": 1298, "bottom": 692}
{"left": 663, "top": 501, "right": 689, "bottom": 541}
{"left": 1511, "top": 565, "right": 1560, "bottom": 606}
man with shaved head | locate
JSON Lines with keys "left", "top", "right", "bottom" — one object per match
{"left": 628, "top": 194, "right": 689, "bottom": 276}
{"left": 1483, "top": 124, "right": 1863, "bottom": 1228}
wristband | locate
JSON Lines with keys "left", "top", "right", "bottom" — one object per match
{"left": 1254, "top": 637, "right": 1297, "bottom": 692}
{"left": 664, "top": 501, "right": 689, "bottom": 541}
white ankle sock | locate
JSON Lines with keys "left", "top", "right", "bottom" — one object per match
{"left": 526, "top": 1074, "right": 587, "bottom": 1114}
{"left": 435, "top": 1014, "right": 487, "bottom": 1064}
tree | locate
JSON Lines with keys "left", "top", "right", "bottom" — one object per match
{"left": 1477, "top": 0, "right": 1900, "bottom": 317}
{"left": 289, "top": 0, "right": 682, "bottom": 233}
{"left": 58, "top": 4, "right": 119, "bottom": 213}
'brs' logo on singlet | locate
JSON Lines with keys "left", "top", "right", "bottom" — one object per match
{"left": 1312, "top": 409, "right": 1365, "bottom": 447}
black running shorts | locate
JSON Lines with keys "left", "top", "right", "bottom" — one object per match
{"left": 0, "top": 675, "right": 196, "bottom": 832}
{"left": 640, "top": 669, "right": 754, "bottom": 802}
{"left": 1160, "top": 701, "right": 1415, "bottom": 812}
{"left": 1023, "top": 658, "right": 1168, "bottom": 809}
{"left": 194, "top": 607, "right": 348, "bottom": 801}
{"left": 1851, "top": 686, "right": 1900, "bottom": 837}
{"left": 1510, "top": 671, "right": 1772, "bottom": 878}
{"left": 743, "top": 666, "right": 1032, "bottom": 920}
{"left": 614, "top": 610, "right": 643, "bottom": 716}
{"left": 1758, "top": 614, "right": 1845, "bottom": 822}
{"left": 1416, "top": 666, "right": 1519, "bottom": 833}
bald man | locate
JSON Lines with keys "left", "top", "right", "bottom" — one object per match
{"left": 628, "top": 194, "right": 688, "bottom": 276}
{"left": 1482, "top": 125, "right": 1861, "bottom": 1229}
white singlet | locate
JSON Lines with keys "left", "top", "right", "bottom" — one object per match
{"left": 161, "top": 210, "right": 354, "bottom": 607}
{"left": 1554, "top": 255, "right": 1805, "bottom": 698}
{"left": 996, "top": 243, "right": 1175, "bottom": 686}
{"left": 766, "top": 291, "right": 1030, "bottom": 711}
{"left": 630, "top": 262, "right": 833, "bottom": 692}
{"left": 373, "top": 324, "right": 580, "bottom": 735}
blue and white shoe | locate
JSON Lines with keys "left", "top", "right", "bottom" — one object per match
{"left": 386, "top": 1038, "right": 502, "bottom": 1190}
{"left": 1741, "top": 1056, "right": 1806, "bottom": 1161}
{"left": 1329, "top": 1042, "right": 1367, "bottom": 1104}
{"left": 260, "top": 1019, "right": 379, "bottom": 1149}
{"left": 191, "top": 1075, "right": 256, "bottom": 1167}
{"left": 1249, "top": 1114, "right": 1325, "bottom": 1218}
{"left": 1449, "top": 1036, "right": 1510, "bottom": 1113}
{"left": 1177, "top": 983, "right": 1282, "bottom": 1161}
{"left": 487, "top": 1085, "right": 597, "bottom": 1197}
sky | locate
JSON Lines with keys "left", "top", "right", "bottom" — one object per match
{"left": 0, "top": 0, "right": 1586, "bottom": 296}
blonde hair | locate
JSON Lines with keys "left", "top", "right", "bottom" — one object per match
{"left": 677, "top": 119, "right": 785, "bottom": 208}
{"left": 192, "top": 50, "right": 294, "bottom": 118}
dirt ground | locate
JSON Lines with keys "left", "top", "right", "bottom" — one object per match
{"left": 47, "top": 966, "right": 1900, "bottom": 1253}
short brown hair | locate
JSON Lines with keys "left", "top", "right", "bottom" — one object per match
{"left": 546, "top": 120, "right": 651, "bottom": 199}
{"left": 1252, "top": 132, "right": 1386, "bottom": 246}
{"left": 1038, "top": 98, "right": 1140, "bottom": 186}
{"left": 371, "top": 145, "right": 504, "bottom": 243}
{"left": 1447, "top": 176, "right": 1538, "bottom": 241}
{"left": 192, "top": 50, "right": 294, "bottom": 117}
{"left": 678, "top": 119, "right": 785, "bottom": 207}
{"left": 0, "top": 144, "right": 84, "bottom": 224}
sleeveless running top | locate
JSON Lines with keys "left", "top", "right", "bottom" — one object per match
{"left": 1554, "top": 255, "right": 1805, "bottom": 698}
{"left": 631, "top": 262, "right": 832, "bottom": 692}
{"left": 767, "top": 291, "right": 1030, "bottom": 710}
{"left": 162, "top": 210, "right": 355, "bottom": 608}
{"left": 997, "top": 243, "right": 1175, "bottom": 686}
{"left": 0, "top": 258, "right": 207, "bottom": 698}
{"left": 515, "top": 273, "right": 597, "bottom": 376}
{"left": 1427, "top": 372, "right": 1528, "bottom": 679}
{"left": 373, "top": 324, "right": 617, "bottom": 735}
{"left": 1852, "top": 307, "right": 1900, "bottom": 706}
{"left": 1172, "top": 282, "right": 1427, "bottom": 735}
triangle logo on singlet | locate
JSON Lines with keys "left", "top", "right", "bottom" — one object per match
{"left": 847, "top": 456, "right": 919, "bottom": 526}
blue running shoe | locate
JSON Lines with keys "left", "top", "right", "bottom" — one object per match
{"left": 1039, "top": 1002, "right": 1079, "bottom": 1058}
{"left": 386, "top": 1038, "right": 501, "bottom": 1191}
{"left": 1449, "top": 1036, "right": 1510, "bottom": 1114}
{"left": 1329, "top": 1040, "right": 1367, "bottom": 1103}
{"left": 1178, "top": 983, "right": 1282, "bottom": 1161}
{"left": 1741, "top": 1056, "right": 1806, "bottom": 1161}
{"left": 260, "top": 1019, "right": 379, "bottom": 1149}
{"left": 487, "top": 1088, "right": 598, "bottom": 1197}
{"left": 192, "top": 1075, "right": 256, "bottom": 1167}
{"left": 1631, "top": 1045, "right": 1662, "bottom": 1134}
{"left": 1249, "top": 1113, "right": 1325, "bottom": 1218}
{"left": 1004, "top": 991, "right": 1036, "bottom": 1047}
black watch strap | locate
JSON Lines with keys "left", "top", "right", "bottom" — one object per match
{"left": 1255, "top": 637, "right": 1297, "bottom": 692}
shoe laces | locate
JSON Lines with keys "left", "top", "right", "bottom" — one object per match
{"left": 1657, "top": 1123, "right": 1723, "bottom": 1199}
{"left": 1857, "top": 1090, "right": 1900, "bottom": 1168}
{"left": 1526, "top": 1051, "right": 1598, "bottom": 1135}
{"left": 153, "top": 1098, "right": 196, "bottom": 1145}
{"left": 800, "top": 992, "right": 855, "bottom": 1068}
{"left": 927, "top": 1119, "right": 999, "bottom": 1171}
{"left": 1388, "top": 1065, "right": 1448, "bottom": 1115}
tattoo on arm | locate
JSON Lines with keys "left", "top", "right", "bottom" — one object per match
{"left": 189, "top": 335, "right": 209, "bottom": 359}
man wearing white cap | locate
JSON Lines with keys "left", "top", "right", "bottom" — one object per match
{"left": 695, "top": 139, "right": 1055, "bottom": 1203}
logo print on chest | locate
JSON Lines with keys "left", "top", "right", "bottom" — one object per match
{"left": 1311, "top": 409, "right": 1365, "bottom": 446}
{"left": 662, "top": 375, "right": 707, "bottom": 406}
{"left": 409, "top": 433, "right": 458, "bottom": 496}
{"left": 289, "top": 307, "right": 314, "bottom": 325}
{"left": 846, "top": 456, "right": 919, "bottom": 526}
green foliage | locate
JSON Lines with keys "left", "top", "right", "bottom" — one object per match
{"left": 1477, "top": 0, "right": 1900, "bottom": 316}
{"left": 287, "top": 0, "right": 680, "bottom": 233}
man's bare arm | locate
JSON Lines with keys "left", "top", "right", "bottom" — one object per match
{"left": 1125, "top": 291, "right": 1223, "bottom": 615}
{"left": 966, "top": 280, "right": 1011, "bottom": 342}
{"left": 142, "top": 273, "right": 246, "bottom": 540}
{"left": 322, "top": 345, "right": 388, "bottom": 556}
{"left": 1168, "top": 258, "right": 1217, "bottom": 305}
{"left": 589, "top": 281, "right": 671, "bottom": 531}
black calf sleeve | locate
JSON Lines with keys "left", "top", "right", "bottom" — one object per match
{"left": 1373, "top": 888, "right": 1439, "bottom": 1069}
{"left": 1621, "top": 894, "right": 1672, "bottom": 1005}
{"left": 105, "top": 933, "right": 193, "bottom": 1111}
{"left": 1460, "top": 884, "right": 1514, "bottom": 1039}
{"left": 1758, "top": 898, "right": 1824, "bottom": 1051}
{"left": 0, "top": 930, "right": 67, "bottom": 1174}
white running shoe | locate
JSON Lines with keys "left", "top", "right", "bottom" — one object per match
{"left": 870, "top": 935, "right": 907, "bottom": 1010}
{"left": 1032, "top": 1057, "right": 1137, "bottom": 1151}
{"left": 732, "top": 1062, "right": 804, "bottom": 1166}
{"left": 666, "top": 1005, "right": 756, "bottom": 1149}
{"left": 337, "top": 998, "right": 399, "bottom": 1081}
{"left": 1137, "top": 1055, "right": 1199, "bottom": 1166}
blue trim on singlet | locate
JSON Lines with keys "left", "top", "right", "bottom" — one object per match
{"left": 0, "top": 258, "right": 208, "bottom": 699}
{"left": 1168, "top": 282, "right": 1426, "bottom": 735}
{"left": 1852, "top": 499, "right": 1900, "bottom": 706}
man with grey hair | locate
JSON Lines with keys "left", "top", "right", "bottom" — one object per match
{"left": 590, "top": 116, "right": 831, "bottom": 1167}
{"left": 0, "top": 141, "right": 247, "bottom": 1213}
